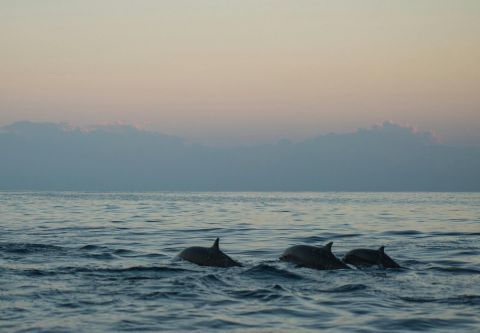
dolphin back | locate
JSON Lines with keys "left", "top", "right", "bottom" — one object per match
{"left": 177, "top": 238, "right": 242, "bottom": 268}
{"left": 343, "top": 247, "right": 400, "bottom": 269}
{"left": 377, "top": 246, "right": 401, "bottom": 268}
{"left": 280, "top": 243, "right": 348, "bottom": 270}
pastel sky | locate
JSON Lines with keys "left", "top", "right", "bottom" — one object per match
{"left": 1, "top": 1, "right": 479, "bottom": 146}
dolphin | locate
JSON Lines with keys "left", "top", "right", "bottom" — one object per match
{"left": 342, "top": 246, "right": 400, "bottom": 269}
{"left": 177, "top": 238, "right": 242, "bottom": 268}
{"left": 279, "top": 242, "right": 349, "bottom": 270}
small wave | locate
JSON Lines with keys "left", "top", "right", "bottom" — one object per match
{"left": 140, "top": 253, "right": 167, "bottom": 258}
{"left": 295, "top": 236, "right": 326, "bottom": 242}
{"left": 371, "top": 317, "right": 474, "bottom": 331}
{"left": 138, "top": 291, "right": 182, "bottom": 300}
{"left": 426, "top": 266, "right": 480, "bottom": 275}
{"left": 382, "top": 230, "right": 423, "bottom": 236}
{"left": 0, "top": 242, "right": 65, "bottom": 255}
{"left": 242, "top": 264, "right": 303, "bottom": 280}
{"left": 298, "top": 233, "right": 360, "bottom": 242}
{"left": 454, "top": 250, "right": 480, "bottom": 256}
{"left": 179, "top": 227, "right": 223, "bottom": 232}
{"left": 77, "top": 244, "right": 119, "bottom": 260}
{"left": 239, "top": 307, "right": 316, "bottom": 318}
{"left": 330, "top": 233, "right": 361, "bottom": 239}
{"left": 20, "top": 269, "right": 59, "bottom": 277}
{"left": 85, "top": 253, "right": 115, "bottom": 260}
{"left": 0, "top": 243, "right": 144, "bottom": 261}
{"left": 230, "top": 286, "right": 286, "bottom": 302}
{"left": 112, "top": 248, "right": 134, "bottom": 255}
{"left": 15, "top": 265, "right": 194, "bottom": 278}
{"left": 440, "top": 295, "right": 480, "bottom": 306}
{"left": 79, "top": 244, "right": 109, "bottom": 251}
{"left": 400, "top": 295, "right": 480, "bottom": 306}
{"left": 400, "top": 259, "right": 425, "bottom": 267}
{"left": 78, "top": 245, "right": 140, "bottom": 259}
{"left": 431, "top": 231, "right": 480, "bottom": 237}
{"left": 193, "top": 318, "right": 256, "bottom": 329}
{"left": 322, "top": 284, "right": 368, "bottom": 293}
{"left": 431, "top": 259, "right": 468, "bottom": 266}
{"left": 195, "top": 273, "right": 232, "bottom": 288}
{"left": 97, "top": 266, "right": 193, "bottom": 274}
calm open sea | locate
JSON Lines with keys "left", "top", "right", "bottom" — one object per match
{"left": 1, "top": 192, "right": 479, "bottom": 332}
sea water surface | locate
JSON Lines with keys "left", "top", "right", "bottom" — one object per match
{"left": 0, "top": 192, "right": 479, "bottom": 333}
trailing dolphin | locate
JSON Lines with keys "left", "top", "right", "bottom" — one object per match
{"left": 177, "top": 238, "right": 242, "bottom": 267}
{"left": 342, "top": 246, "right": 400, "bottom": 269}
{"left": 279, "top": 242, "right": 349, "bottom": 270}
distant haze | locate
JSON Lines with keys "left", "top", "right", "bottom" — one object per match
{"left": 1, "top": 121, "right": 479, "bottom": 191}
{"left": 1, "top": 1, "right": 480, "bottom": 146}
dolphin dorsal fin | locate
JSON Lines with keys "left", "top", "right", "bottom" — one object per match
{"left": 378, "top": 246, "right": 385, "bottom": 254}
{"left": 212, "top": 238, "right": 220, "bottom": 250}
{"left": 325, "top": 242, "right": 333, "bottom": 252}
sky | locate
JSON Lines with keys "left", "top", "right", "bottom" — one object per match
{"left": 1, "top": 1, "right": 479, "bottom": 146}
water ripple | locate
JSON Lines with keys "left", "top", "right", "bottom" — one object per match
{"left": 1, "top": 191, "right": 479, "bottom": 333}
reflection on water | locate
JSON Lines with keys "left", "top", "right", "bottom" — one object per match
{"left": 0, "top": 192, "right": 479, "bottom": 332}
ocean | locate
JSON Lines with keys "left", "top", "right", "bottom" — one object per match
{"left": 1, "top": 192, "right": 479, "bottom": 332}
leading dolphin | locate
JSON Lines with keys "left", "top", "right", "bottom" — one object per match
{"left": 342, "top": 246, "right": 400, "bottom": 269}
{"left": 280, "top": 242, "right": 349, "bottom": 270}
{"left": 177, "top": 238, "right": 242, "bottom": 267}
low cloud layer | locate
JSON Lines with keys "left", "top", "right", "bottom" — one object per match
{"left": 1, "top": 121, "right": 479, "bottom": 191}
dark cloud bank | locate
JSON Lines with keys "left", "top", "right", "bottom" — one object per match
{"left": 1, "top": 121, "right": 479, "bottom": 191}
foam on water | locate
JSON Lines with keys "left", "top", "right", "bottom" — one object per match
{"left": 0, "top": 192, "right": 479, "bottom": 332}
